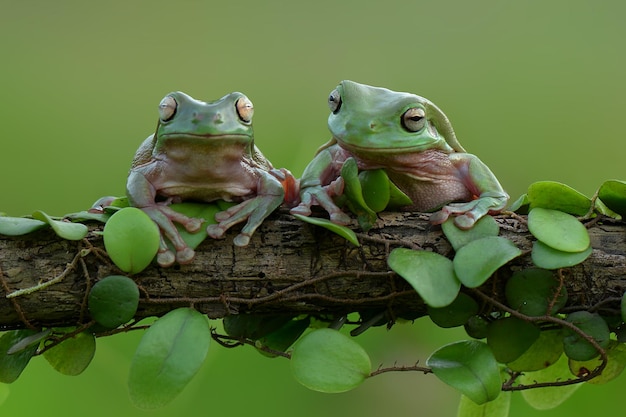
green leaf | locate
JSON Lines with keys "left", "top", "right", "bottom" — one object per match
{"left": 290, "top": 328, "right": 371, "bottom": 393}
{"left": 507, "top": 193, "right": 529, "bottom": 213}
{"left": 531, "top": 241, "right": 592, "bottom": 270}
{"left": 293, "top": 214, "right": 359, "bottom": 246}
{"left": 43, "top": 331, "right": 95, "bottom": 376}
{"left": 358, "top": 169, "right": 390, "bottom": 212}
{"left": 507, "top": 329, "right": 564, "bottom": 372}
{"left": 387, "top": 179, "right": 413, "bottom": 208}
{"left": 223, "top": 314, "right": 294, "bottom": 340}
{"left": 597, "top": 179, "right": 626, "bottom": 216}
{"left": 569, "top": 341, "right": 626, "bottom": 384}
{"left": 388, "top": 248, "right": 461, "bottom": 308}
{"left": 341, "top": 158, "right": 377, "bottom": 231}
{"left": 504, "top": 268, "right": 567, "bottom": 316}
{"left": 442, "top": 215, "right": 500, "bottom": 251}
{"left": 6, "top": 329, "right": 50, "bottom": 355}
{"left": 562, "top": 311, "right": 610, "bottom": 361}
{"left": 527, "top": 181, "right": 591, "bottom": 216}
{"left": 103, "top": 207, "right": 161, "bottom": 274}
{"left": 487, "top": 317, "right": 540, "bottom": 363}
{"left": 0, "top": 330, "right": 39, "bottom": 383}
{"left": 31, "top": 210, "right": 88, "bottom": 240}
{"left": 428, "top": 293, "right": 479, "bottom": 328}
{"left": 426, "top": 340, "right": 501, "bottom": 405}
{"left": 169, "top": 202, "right": 220, "bottom": 250}
{"left": 519, "top": 354, "right": 581, "bottom": 410}
{"left": 88, "top": 275, "right": 140, "bottom": 329}
{"left": 256, "top": 316, "right": 311, "bottom": 357}
{"left": 453, "top": 237, "right": 522, "bottom": 288}
{"left": 464, "top": 316, "right": 490, "bottom": 339}
{"left": 128, "top": 308, "right": 211, "bottom": 409}
{"left": 457, "top": 391, "right": 511, "bottom": 417}
{"left": 0, "top": 216, "right": 47, "bottom": 236}
{"left": 527, "top": 208, "right": 590, "bottom": 253}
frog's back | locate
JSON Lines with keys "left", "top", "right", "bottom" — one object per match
{"left": 131, "top": 135, "right": 157, "bottom": 168}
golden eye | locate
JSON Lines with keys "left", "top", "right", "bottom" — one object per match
{"left": 236, "top": 96, "right": 254, "bottom": 123}
{"left": 158, "top": 96, "right": 177, "bottom": 122}
{"left": 328, "top": 88, "right": 342, "bottom": 113}
{"left": 401, "top": 107, "right": 426, "bottom": 132}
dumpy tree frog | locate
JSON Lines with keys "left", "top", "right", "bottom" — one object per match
{"left": 291, "top": 80, "right": 508, "bottom": 228}
{"left": 127, "top": 91, "right": 284, "bottom": 267}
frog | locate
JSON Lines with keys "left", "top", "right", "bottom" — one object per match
{"left": 291, "top": 80, "right": 509, "bottom": 229}
{"left": 127, "top": 91, "right": 284, "bottom": 267}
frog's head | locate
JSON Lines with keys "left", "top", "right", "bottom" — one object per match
{"left": 154, "top": 91, "right": 254, "bottom": 148}
{"left": 327, "top": 80, "right": 465, "bottom": 154}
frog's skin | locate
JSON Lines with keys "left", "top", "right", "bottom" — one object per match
{"left": 127, "top": 91, "right": 284, "bottom": 267}
{"left": 291, "top": 80, "right": 509, "bottom": 229}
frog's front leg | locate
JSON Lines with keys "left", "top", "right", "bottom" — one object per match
{"left": 127, "top": 170, "right": 202, "bottom": 267}
{"left": 430, "top": 154, "right": 509, "bottom": 229}
{"left": 206, "top": 172, "right": 284, "bottom": 246}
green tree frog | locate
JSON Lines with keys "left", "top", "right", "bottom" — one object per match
{"left": 291, "top": 80, "right": 508, "bottom": 228}
{"left": 127, "top": 91, "right": 284, "bottom": 267}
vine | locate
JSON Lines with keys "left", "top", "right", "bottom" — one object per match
{"left": 0, "top": 179, "right": 624, "bottom": 416}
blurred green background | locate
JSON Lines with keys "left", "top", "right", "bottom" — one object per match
{"left": 1, "top": 0, "right": 624, "bottom": 415}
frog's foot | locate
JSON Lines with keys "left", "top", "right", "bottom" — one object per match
{"left": 207, "top": 194, "right": 283, "bottom": 246}
{"left": 290, "top": 180, "right": 351, "bottom": 225}
{"left": 140, "top": 206, "right": 202, "bottom": 266}
{"left": 270, "top": 168, "right": 301, "bottom": 207}
{"left": 430, "top": 195, "right": 507, "bottom": 230}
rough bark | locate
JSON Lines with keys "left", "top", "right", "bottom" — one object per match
{"left": 0, "top": 210, "right": 624, "bottom": 330}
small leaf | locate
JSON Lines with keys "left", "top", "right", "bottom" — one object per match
{"left": 507, "top": 329, "right": 564, "bottom": 372}
{"left": 358, "top": 169, "right": 390, "bottom": 212}
{"left": 43, "top": 331, "right": 95, "bottom": 376}
{"left": 426, "top": 340, "right": 501, "bottom": 405}
{"left": 569, "top": 341, "right": 626, "bottom": 384}
{"left": 464, "top": 316, "right": 490, "bottom": 339}
{"left": 597, "top": 179, "right": 626, "bottom": 216}
{"left": 527, "top": 208, "right": 590, "bottom": 253}
{"left": 32, "top": 211, "right": 88, "bottom": 240}
{"left": 387, "top": 179, "right": 413, "bottom": 208}
{"left": 293, "top": 213, "right": 359, "bottom": 246}
{"left": 487, "top": 317, "right": 540, "bottom": 363}
{"left": 6, "top": 329, "right": 50, "bottom": 354}
{"left": 290, "top": 328, "right": 371, "bottom": 393}
{"left": 457, "top": 391, "right": 511, "bottom": 417}
{"left": 428, "top": 293, "right": 479, "bottom": 328}
{"left": 531, "top": 241, "right": 592, "bottom": 270}
{"left": 128, "top": 308, "right": 211, "bottom": 409}
{"left": 0, "top": 216, "right": 47, "bottom": 236}
{"left": 0, "top": 330, "right": 39, "bottom": 383}
{"left": 169, "top": 202, "right": 220, "bottom": 250}
{"left": 88, "top": 275, "right": 140, "bottom": 329}
{"left": 103, "top": 207, "right": 161, "bottom": 274}
{"left": 256, "top": 316, "right": 311, "bottom": 357}
{"left": 505, "top": 268, "right": 567, "bottom": 316}
{"left": 453, "top": 237, "right": 522, "bottom": 288}
{"left": 388, "top": 248, "right": 460, "bottom": 308}
{"left": 442, "top": 215, "right": 500, "bottom": 251}
{"left": 520, "top": 354, "right": 581, "bottom": 410}
{"left": 507, "top": 193, "right": 529, "bottom": 213}
{"left": 527, "top": 181, "right": 591, "bottom": 215}
{"left": 341, "top": 158, "right": 377, "bottom": 230}
{"left": 562, "top": 311, "right": 610, "bottom": 361}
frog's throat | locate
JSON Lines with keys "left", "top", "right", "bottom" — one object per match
{"left": 335, "top": 138, "right": 454, "bottom": 154}
{"left": 159, "top": 133, "right": 252, "bottom": 141}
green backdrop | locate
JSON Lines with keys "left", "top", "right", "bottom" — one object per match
{"left": 1, "top": 1, "right": 624, "bottom": 416}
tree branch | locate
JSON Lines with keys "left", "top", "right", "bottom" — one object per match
{"left": 0, "top": 210, "right": 624, "bottom": 329}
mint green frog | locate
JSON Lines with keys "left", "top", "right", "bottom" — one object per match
{"left": 291, "top": 80, "right": 508, "bottom": 228}
{"left": 127, "top": 91, "right": 284, "bottom": 267}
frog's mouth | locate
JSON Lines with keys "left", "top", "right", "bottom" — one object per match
{"left": 335, "top": 137, "right": 449, "bottom": 154}
{"left": 161, "top": 133, "right": 252, "bottom": 141}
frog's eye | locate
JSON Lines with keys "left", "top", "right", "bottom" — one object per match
{"left": 401, "top": 107, "right": 426, "bottom": 132}
{"left": 328, "top": 89, "right": 342, "bottom": 113}
{"left": 236, "top": 97, "right": 254, "bottom": 124}
{"left": 158, "top": 96, "right": 177, "bottom": 122}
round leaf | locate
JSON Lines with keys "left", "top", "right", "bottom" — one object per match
{"left": 487, "top": 317, "right": 540, "bottom": 363}
{"left": 442, "top": 215, "right": 500, "bottom": 251}
{"left": 43, "top": 331, "right": 95, "bottom": 376}
{"left": 290, "top": 328, "right": 371, "bottom": 393}
{"left": 32, "top": 210, "right": 88, "bottom": 240}
{"left": 0, "top": 216, "right": 47, "bottom": 236}
{"left": 569, "top": 341, "right": 626, "bottom": 384}
{"left": 256, "top": 317, "right": 311, "bottom": 357}
{"left": 563, "top": 311, "right": 610, "bottom": 361}
{"left": 358, "top": 169, "right": 390, "bottom": 212}
{"left": 428, "top": 293, "right": 479, "bottom": 328}
{"left": 453, "top": 236, "right": 522, "bottom": 288}
{"left": 505, "top": 268, "right": 567, "bottom": 316}
{"left": 0, "top": 330, "right": 39, "bottom": 383}
{"left": 527, "top": 208, "right": 590, "bottom": 253}
{"left": 597, "top": 180, "right": 626, "bottom": 216}
{"left": 88, "top": 275, "right": 140, "bottom": 329}
{"left": 519, "top": 354, "right": 581, "bottom": 410}
{"left": 103, "top": 207, "right": 160, "bottom": 274}
{"left": 464, "top": 316, "right": 490, "bottom": 339}
{"left": 168, "top": 202, "right": 220, "bottom": 249}
{"left": 128, "top": 308, "right": 210, "bottom": 409}
{"left": 507, "top": 329, "right": 564, "bottom": 372}
{"left": 388, "top": 248, "right": 460, "bottom": 308}
{"left": 527, "top": 181, "right": 591, "bottom": 215}
{"left": 531, "top": 241, "right": 592, "bottom": 270}
{"left": 426, "top": 340, "right": 501, "bottom": 405}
